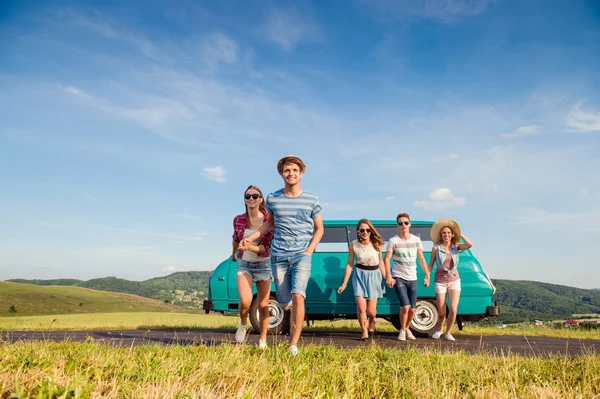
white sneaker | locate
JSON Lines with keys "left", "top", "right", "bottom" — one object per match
{"left": 406, "top": 329, "right": 416, "bottom": 340}
{"left": 235, "top": 324, "right": 249, "bottom": 343}
{"left": 445, "top": 333, "right": 455, "bottom": 341}
{"left": 258, "top": 339, "right": 268, "bottom": 350}
{"left": 431, "top": 330, "right": 442, "bottom": 340}
{"left": 397, "top": 330, "right": 406, "bottom": 341}
{"left": 290, "top": 345, "right": 299, "bottom": 357}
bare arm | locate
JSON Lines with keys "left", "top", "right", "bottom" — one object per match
{"left": 337, "top": 244, "right": 355, "bottom": 294}
{"left": 303, "top": 214, "right": 324, "bottom": 255}
{"left": 427, "top": 246, "right": 437, "bottom": 273}
{"left": 417, "top": 249, "right": 430, "bottom": 287}
{"left": 231, "top": 240, "right": 239, "bottom": 262}
{"left": 384, "top": 247, "right": 395, "bottom": 287}
{"left": 238, "top": 242, "right": 266, "bottom": 254}
{"left": 457, "top": 234, "right": 473, "bottom": 251}
{"left": 242, "top": 212, "right": 274, "bottom": 246}
{"left": 377, "top": 250, "right": 387, "bottom": 280}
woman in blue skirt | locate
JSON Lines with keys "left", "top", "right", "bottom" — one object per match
{"left": 337, "top": 219, "right": 386, "bottom": 340}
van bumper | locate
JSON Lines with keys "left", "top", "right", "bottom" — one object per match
{"left": 486, "top": 302, "right": 500, "bottom": 317}
{"left": 203, "top": 300, "right": 214, "bottom": 314}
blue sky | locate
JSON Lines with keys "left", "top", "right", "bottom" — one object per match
{"left": 1, "top": 0, "right": 599, "bottom": 288}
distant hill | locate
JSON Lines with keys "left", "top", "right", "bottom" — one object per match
{"left": 9, "top": 274, "right": 599, "bottom": 323}
{"left": 7, "top": 271, "right": 212, "bottom": 306}
{"left": 492, "top": 279, "right": 600, "bottom": 323}
{"left": 0, "top": 282, "right": 199, "bottom": 316}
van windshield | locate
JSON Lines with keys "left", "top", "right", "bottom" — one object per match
{"left": 349, "top": 225, "right": 434, "bottom": 252}
{"left": 315, "top": 225, "right": 435, "bottom": 253}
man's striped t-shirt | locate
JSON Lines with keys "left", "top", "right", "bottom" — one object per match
{"left": 265, "top": 189, "right": 322, "bottom": 256}
{"left": 386, "top": 234, "right": 424, "bottom": 281}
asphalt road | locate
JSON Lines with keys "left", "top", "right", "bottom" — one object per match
{"left": 3, "top": 329, "right": 599, "bottom": 357}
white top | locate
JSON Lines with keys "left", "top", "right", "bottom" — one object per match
{"left": 386, "top": 234, "right": 423, "bottom": 281}
{"left": 241, "top": 228, "right": 268, "bottom": 262}
{"left": 352, "top": 239, "right": 380, "bottom": 267}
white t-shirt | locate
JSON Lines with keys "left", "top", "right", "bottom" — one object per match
{"left": 352, "top": 240, "right": 380, "bottom": 267}
{"left": 386, "top": 234, "right": 423, "bottom": 281}
{"left": 241, "top": 228, "right": 268, "bottom": 262}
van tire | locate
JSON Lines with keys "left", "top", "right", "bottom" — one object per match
{"left": 389, "top": 299, "right": 439, "bottom": 337}
{"left": 249, "top": 294, "right": 290, "bottom": 335}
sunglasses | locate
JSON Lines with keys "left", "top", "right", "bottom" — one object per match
{"left": 397, "top": 221, "right": 410, "bottom": 226}
{"left": 358, "top": 228, "right": 371, "bottom": 233}
{"left": 244, "top": 194, "right": 261, "bottom": 200}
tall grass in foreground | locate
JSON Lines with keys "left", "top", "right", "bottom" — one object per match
{"left": 2, "top": 313, "right": 599, "bottom": 340}
{"left": 1, "top": 341, "right": 598, "bottom": 399}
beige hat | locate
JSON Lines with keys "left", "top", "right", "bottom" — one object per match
{"left": 430, "top": 218, "right": 461, "bottom": 244}
{"left": 277, "top": 154, "right": 306, "bottom": 174}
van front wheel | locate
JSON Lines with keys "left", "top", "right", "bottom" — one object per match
{"left": 388, "top": 300, "right": 439, "bottom": 337}
{"left": 249, "top": 295, "right": 290, "bottom": 335}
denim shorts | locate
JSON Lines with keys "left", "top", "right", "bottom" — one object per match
{"left": 394, "top": 277, "right": 417, "bottom": 309}
{"left": 271, "top": 253, "right": 312, "bottom": 307}
{"left": 236, "top": 258, "right": 272, "bottom": 282}
{"left": 434, "top": 279, "right": 461, "bottom": 294}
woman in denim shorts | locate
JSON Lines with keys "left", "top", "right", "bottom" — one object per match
{"left": 427, "top": 218, "right": 473, "bottom": 341}
{"left": 231, "top": 185, "right": 274, "bottom": 349}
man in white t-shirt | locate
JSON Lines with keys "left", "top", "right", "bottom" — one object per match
{"left": 384, "top": 213, "right": 430, "bottom": 341}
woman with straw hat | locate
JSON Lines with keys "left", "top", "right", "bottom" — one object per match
{"left": 428, "top": 218, "right": 473, "bottom": 341}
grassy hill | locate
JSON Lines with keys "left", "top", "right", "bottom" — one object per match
{"left": 7, "top": 271, "right": 211, "bottom": 305}
{"left": 0, "top": 282, "right": 198, "bottom": 316}
{"left": 7, "top": 274, "right": 600, "bottom": 323}
{"left": 492, "top": 279, "right": 600, "bottom": 323}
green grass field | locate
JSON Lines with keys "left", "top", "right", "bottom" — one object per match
{"left": 2, "top": 312, "right": 600, "bottom": 340}
{"left": 0, "top": 282, "right": 197, "bottom": 316}
{"left": 1, "top": 340, "right": 598, "bottom": 398}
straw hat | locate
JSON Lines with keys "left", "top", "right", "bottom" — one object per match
{"left": 430, "top": 218, "right": 461, "bottom": 244}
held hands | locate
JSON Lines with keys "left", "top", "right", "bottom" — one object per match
{"left": 423, "top": 275, "right": 430, "bottom": 288}
{"left": 239, "top": 240, "right": 252, "bottom": 251}
{"left": 386, "top": 277, "right": 396, "bottom": 288}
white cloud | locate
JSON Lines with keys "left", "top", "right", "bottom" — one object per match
{"left": 413, "top": 188, "right": 466, "bottom": 211}
{"left": 385, "top": 196, "right": 395, "bottom": 200}
{"left": 565, "top": 102, "right": 600, "bottom": 133}
{"left": 202, "top": 165, "right": 227, "bottom": 183}
{"left": 433, "top": 153, "right": 459, "bottom": 162}
{"left": 509, "top": 208, "right": 600, "bottom": 232}
{"left": 363, "top": 0, "right": 495, "bottom": 22}
{"left": 201, "top": 33, "right": 238, "bottom": 71}
{"left": 265, "top": 10, "right": 321, "bottom": 50}
{"left": 57, "top": 10, "right": 155, "bottom": 57}
{"left": 502, "top": 124, "right": 542, "bottom": 138}
{"left": 162, "top": 265, "right": 184, "bottom": 273}
{"left": 63, "top": 86, "right": 85, "bottom": 96}
{"left": 580, "top": 188, "right": 588, "bottom": 196}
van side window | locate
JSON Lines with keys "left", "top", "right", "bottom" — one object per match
{"left": 315, "top": 227, "right": 349, "bottom": 253}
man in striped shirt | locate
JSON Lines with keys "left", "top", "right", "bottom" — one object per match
{"left": 243, "top": 155, "right": 324, "bottom": 357}
{"left": 384, "top": 213, "right": 430, "bottom": 341}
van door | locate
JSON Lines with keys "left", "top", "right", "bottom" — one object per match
{"left": 306, "top": 226, "right": 355, "bottom": 315}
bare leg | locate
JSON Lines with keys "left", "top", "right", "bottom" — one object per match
{"left": 289, "top": 293, "right": 305, "bottom": 346}
{"left": 406, "top": 307, "right": 416, "bottom": 331}
{"left": 366, "top": 299, "right": 377, "bottom": 333}
{"left": 399, "top": 305, "right": 411, "bottom": 331}
{"left": 355, "top": 297, "right": 368, "bottom": 338}
{"left": 256, "top": 279, "right": 272, "bottom": 340}
{"left": 236, "top": 273, "right": 253, "bottom": 326}
{"left": 445, "top": 289, "right": 460, "bottom": 334}
{"left": 435, "top": 292, "right": 447, "bottom": 332}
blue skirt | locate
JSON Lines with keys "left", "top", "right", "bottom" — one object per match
{"left": 352, "top": 267, "right": 384, "bottom": 300}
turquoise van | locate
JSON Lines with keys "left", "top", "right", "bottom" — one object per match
{"left": 203, "top": 220, "right": 499, "bottom": 336}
